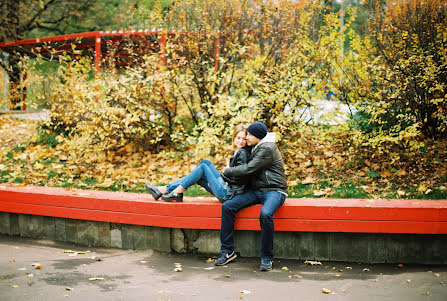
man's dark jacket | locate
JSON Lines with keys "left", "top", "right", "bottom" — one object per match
{"left": 223, "top": 133, "right": 287, "bottom": 194}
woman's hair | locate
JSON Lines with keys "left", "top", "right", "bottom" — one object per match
{"left": 232, "top": 124, "right": 248, "bottom": 144}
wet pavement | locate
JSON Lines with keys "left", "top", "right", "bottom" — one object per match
{"left": 0, "top": 235, "right": 446, "bottom": 301}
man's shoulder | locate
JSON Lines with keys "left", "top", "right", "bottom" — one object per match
{"left": 255, "top": 142, "right": 277, "bottom": 152}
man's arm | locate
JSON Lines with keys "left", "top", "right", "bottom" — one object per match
{"left": 224, "top": 146, "right": 273, "bottom": 177}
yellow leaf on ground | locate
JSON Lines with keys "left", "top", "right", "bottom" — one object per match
{"left": 301, "top": 176, "right": 316, "bottom": 184}
{"left": 380, "top": 169, "right": 393, "bottom": 178}
{"left": 305, "top": 260, "right": 322, "bottom": 266}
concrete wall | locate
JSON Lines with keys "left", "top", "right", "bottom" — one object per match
{"left": 1, "top": 212, "right": 446, "bottom": 264}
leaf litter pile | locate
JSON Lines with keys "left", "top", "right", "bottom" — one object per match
{"left": 0, "top": 115, "right": 446, "bottom": 199}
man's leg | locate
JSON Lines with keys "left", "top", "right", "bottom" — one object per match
{"left": 219, "top": 191, "right": 259, "bottom": 253}
{"left": 258, "top": 191, "right": 286, "bottom": 262}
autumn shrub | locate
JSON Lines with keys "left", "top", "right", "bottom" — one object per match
{"left": 358, "top": 0, "right": 447, "bottom": 140}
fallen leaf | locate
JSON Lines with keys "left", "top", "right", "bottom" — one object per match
{"left": 240, "top": 290, "right": 251, "bottom": 294}
{"left": 434, "top": 273, "right": 441, "bottom": 277}
{"left": 140, "top": 260, "right": 147, "bottom": 264}
{"left": 65, "top": 287, "right": 73, "bottom": 291}
{"left": 89, "top": 277, "right": 104, "bottom": 281}
{"left": 362, "top": 185, "right": 374, "bottom": 194}
{"left": 321, "top": 288, "right": 333, "bottom": 294}
{"left": 224, "top": 274, "right": 231, "bottom": 278}
{"left": 397, "top": 169, "right": 407, "bottom": 176}
{"left": 293, "top": 274, "right": 303, "bottom": 278}
{"left": 27, "top": 273, "right": 34, "bottom": 277}
{"left": 397, "top": 190, "right": 406, "bottom": 196}
{"left": 304, "top": 260, "right": 322, "bottom": 266}
{"left": 174, "top": 263, "right": 183, "bottom": 272}
{"left": 9, "top": 259, "right": 15, "bottom": 262}
{"left": 204, "top": 267, "right": 215, "bottom": 270}
{"left": 407, "top": 279, "right": 412, "bottom": 283}
{"left": 206, "top": 258, "right": 216, "bottom": 263}
{"left": 282, "top": 266, "right": 289, "bottom": 271}
{"left": 34, "top": 264, "right": 43, "bottom": 269}
{"left": 313, "top": 188, "right": 333, "bottom": 197}
{"left": 363, "top": 268, "right": 370, "bottom": 272}
{"left": 301, "top": 176, "right": 316, "bottom": 184}
{"left": 18, "top": 267, "right": 26, "bottom": 271}
{"left": 380, "top": 169, "right": 393, "bottom": 178}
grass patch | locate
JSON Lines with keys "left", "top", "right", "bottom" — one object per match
{"left": 332, "top": 182, "right": 369, "bottom": 198}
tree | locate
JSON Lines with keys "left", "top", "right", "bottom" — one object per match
{"left": 0, "top": 0, "right": 173, "bottom": 109}
{"left": 0, "top": 0, "right": 96, "bottom": 108}
{"left": 367, "top": 0, "right": 447, "bottom": 139}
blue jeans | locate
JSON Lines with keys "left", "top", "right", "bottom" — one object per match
{"left": 166, "top": 160, "right": 228, "bottom": 202}
{"left": 220, "top": 190, "right": 286, "bottom": 260}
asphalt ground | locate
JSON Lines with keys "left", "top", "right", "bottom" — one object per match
{"left": 0, "top": 235, "right": 446, "bottom": 301}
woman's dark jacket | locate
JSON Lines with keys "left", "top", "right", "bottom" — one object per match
{"left": 220, "top": 147, "right": 251, "bottom": 200}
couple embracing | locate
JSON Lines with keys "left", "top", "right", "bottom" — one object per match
{"left": 145, "top": 121, "right": 287, "bottom": 271}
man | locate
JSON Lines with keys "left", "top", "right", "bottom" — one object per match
{"left": 215, "top": 121, "right": 287, "bottom": 271}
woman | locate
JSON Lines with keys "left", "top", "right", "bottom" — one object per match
{"left": 145, "top": 124, "right": 251, "bottom": 202}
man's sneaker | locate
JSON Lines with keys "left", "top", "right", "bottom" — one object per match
{"left": 215, "top": 251, "right": 237, "bottom": 266}
{"left": 260, "top": 258, "right": 272, "bottom": 271}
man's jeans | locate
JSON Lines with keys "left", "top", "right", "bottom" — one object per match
{"left": 166, "top": 160, "right": 228, "bottom": 202}
{"left": 220, "top": 190, "right": 286, "bottom": 260}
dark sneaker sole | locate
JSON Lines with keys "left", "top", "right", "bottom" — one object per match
{"left": 260, "top": 266, "right": 272, "bottom": 271}
{"left": 215, "top": 253, "right": 237, "bottom": 266}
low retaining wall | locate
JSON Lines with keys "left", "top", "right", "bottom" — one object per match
{"left": 0, "top": 185, "right": 446, "bottom": 264}
{"left": 1, "top": 212, "right": 446, "bottom": 264}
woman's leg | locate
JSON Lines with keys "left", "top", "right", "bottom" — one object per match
{"left": 195, "top": 162, "right": 228, "bottom": 200}
{"left": 165, "top": 160, "right": 211, "bottom": 193}
{"left": 166, "top": 160, "right": 227, "bottom": 200}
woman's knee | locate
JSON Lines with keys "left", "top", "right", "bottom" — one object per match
{"left": 199, "top": 159, "right": 212, "bottom": 166}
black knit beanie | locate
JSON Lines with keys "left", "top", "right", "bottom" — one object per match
{"left": 247, "top": 121, "right": 268, "bottom": 139}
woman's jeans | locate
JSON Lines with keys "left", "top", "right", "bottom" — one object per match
{"left": 220, "top": 190, "right": 286, "bottom": 260}
{"left": 166, "top": 160, "right": 228, "bottom": 202}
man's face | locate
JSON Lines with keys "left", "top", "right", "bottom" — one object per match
{"left": 246, "top": 132, "right": 260, "bottom": 146}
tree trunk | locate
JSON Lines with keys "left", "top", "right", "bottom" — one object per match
{"left": 1, "top": 0, "right": 25, "bottom": 109}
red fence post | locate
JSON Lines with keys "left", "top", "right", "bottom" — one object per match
{"left": 94, "top": 35, "right": 101, "bottom": 75}
{"left": 214, "top": 34, "right": 220, "bottom": 72}
{"left": 94, "top": 35, "right": 101, "bottom": 101}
